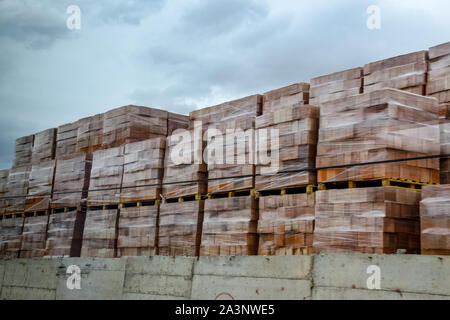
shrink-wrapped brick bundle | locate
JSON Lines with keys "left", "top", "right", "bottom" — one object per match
{"left": 87, "top": 146, "right": 124, "bottom": 206}
{"left": 0, "top": 169, "right": 9, "bottom": 214}
{"left": 263, "top": 83, "right": 309, "bottom": 113}
{"left": 52, "top": 154, "right": 92, "bottom": 208}
{"left": 364, "top": 50, "right": 428, "bottom": 95}
{"left": 258, "top": 193, "right": 315, "bottom": 255}
{"left": 102, "top": 105, "right": 168, "bottom": 149}
{"left": 420, "top": 185, "right": 450, "bottom": 255}
{"left": 76, "top": 114, "right": 104, "bottom": 154}
{"left": 117, "top": 204, "right": 159, "bottom": 256}
{"left": 317, "top": 89, "right": 440, "bottom": 184}
{"left": 4, "top": 165, "right": 31, "bottom": 213}
{"left": 200, "top": 197, "right": 258, "bottom": 256}
{"left": 427, "top": 41, "right": 450, "bottom": 104}
{"left": 255, "top": 104, "right": 319, "bottom": 190}
{"left": 159, "top": 201, "right": 204, "bottom": 256}
{"left": 121, "top": 138, "right": 165, "bottom": 202}
{"left": 25, "top": 160, "right": 56, "bottom": 211}
{"left": 168, "top": 112, "right": 189, "bottom": 135}
{"left": 56, "top": 121, "right": 79, "bottom": 159}
{"left": 31, "top": 128, "right": 57, "bottom": 164}
{"left": 314, "top": 187, "right": 421, "bottom": 254}
{"left": 19, "top": 215, "right": 49, "bottom": 258}
{"left": 310, "top": 67, "right": 363, "bottom": 105}
{"left": 440, "top": 104, "right": 450, "bottom": 184}
{"left": 81, "top": 208, "right": 118, "bottom": 258}
{"left": 13, "top": 135, "right": 33, "bottom": 167}
{"left": 0, "top": 217, "right": 24, "bottom": 259}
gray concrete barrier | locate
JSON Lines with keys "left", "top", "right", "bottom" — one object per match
{"left": 0, "top": 254, "right": 449, "bottom": 300}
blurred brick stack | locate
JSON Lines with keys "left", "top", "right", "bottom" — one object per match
{"left": 0, "top": 217, "right": 24, "bottom": 258}
{"left": 0, "top": 169, "right": 9, "bottom": 214}
{"left": 262, "top": 83, "right": 309, "bottom": 113}
{"left": 76, "top": 114, "right": 104, "bottom": 154}
{"left": 19, "top": 215, "right": 49, "bottom": 258}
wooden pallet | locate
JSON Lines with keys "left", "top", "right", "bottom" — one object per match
{"left": 207, "top": 189, "right": 254, "bottom": 199}
{"left": 256, "top": 184, "right": 315, "bottom": 198}
{"left": 318, "top": 178, "right": 435, "bottom": 191}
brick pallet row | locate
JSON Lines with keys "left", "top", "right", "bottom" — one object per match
{"left": 427, "top": 41, "right": 450, "bottom": 104}
{"left": 262, "top": 83, "right": 309, "bottom": 113}
{"left": 117, "top": 204, "right": 159, "bottom": 257}
{"left": 255, "top": 104, "right": 319, "bottom": 190}
{"left": 364, "top": 50, "right": 428, "bottom": 95}
{"left": 0, "top": 217, "right": 23, "bottom": 258}
{"left": 258, "top": 193, "right": 315, "bottom": 255}
{"left": 310, "top": 67, "right": 363, "bottom": 105}
{"left": 200, "top": 197, "right": 258, "bottom": 256}
{"left": 314, "top": 187, "right": 421, "bottom": 254}
{"left": 317, "top": 88, "right": 440, "bottom": 184}
{"left": 19, "top": 215, "right": 49, "bottom": 258}
{"left": 420, "top": 185, "right": 450, "bottom": 255}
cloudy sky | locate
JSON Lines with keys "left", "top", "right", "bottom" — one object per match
{"left": 0, "top": 0, "right": 449, "bottom": 169}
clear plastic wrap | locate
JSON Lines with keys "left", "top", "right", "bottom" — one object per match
{"left": 162, "top": 130, "right": 207, "bottom": 199}
{"left": 31, "top": 128, "right": 57, "bottom": 164}
{"left": 81, "top": 208, "right": 118, "bottom": 258}
{"left": 255, "top": 105, "right": 319, "bottom": 191}
{"left": 0, "top": 169, "right": 9, "bottom": 214}
{"left": 258, "top": 193, "right": 315, "bottom": 255}
{"left": 263, "top": 83, "right": 309, "bottom": 113}
{"left": 441, "top": 104, "right": 450, "bottom": 184}
{"left": 427, "top": 41, "right": 450, "bottom": 104}
{"left": 102, "top": 105, "right": 168, "bottom": 149}
{"left": 317, "top": 88, "right": 440, "bottom": 183}
{"left": 0, "top": 216, "right": 24, "bottom": 258}
{"left": 20, "top": 215, "right": 49, "bottom": 258}
{"left": 420, "top": 184, "right": 450, "bottom": 255}
{"left": 310, "top": 67, "right": 363, "bottom": 105}
{"left": 76, "top": 114, "right": 104, "bottom": 154}
{"left": 25, "top": 160, "right": 56, "bottom": 211}
{"left": 45, "top": 209, "right": 84, "bottom": 257}
{"left": 121, "top": 138, "right": 165, "bottom": 202}
{"left": 364, "top": 50, "right": 428, "bottom": 95}
{"left": 56, "top": 121, "right": 79, "bottom": 159}
{"left": 313, "top": 187, "right": 421, "bottom": 254}
{"left": 159, "top": 200, "right": 204, "bottom": 256}
{"left": 13, "top": 135, "right": 33, "bottom": 167}
{"left": 117, "top": 204, "right": 159, "bottom": 257}
{"left": 200, "top": 197, "right": 258, "bottom": 256}
{"left": 52, "top": 154, "right": 92, "bottom": 208}
{"left": 4, "top": 165, "right": 30, "bottom": 213}
{"left": 88, "top": 146, "right": 124, "bottom": 205}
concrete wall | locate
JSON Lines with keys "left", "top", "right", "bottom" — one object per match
{"left": 0, "top": 254, "right": 449, "bottom": 300}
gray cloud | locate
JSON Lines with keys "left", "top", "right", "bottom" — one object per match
{"left": 0, "top": 0, "right": 449, "bottom": 169}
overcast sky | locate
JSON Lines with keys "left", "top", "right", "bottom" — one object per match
{"left": 0, "top": 0, "right": 449, "bottom": 169}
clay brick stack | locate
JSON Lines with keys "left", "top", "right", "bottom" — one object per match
{"left": 364, "top": 51, "right": 428, "bottom": 95}
{"left": 31, "top": 128, "right": 57, "bottom": 164}
{"left": 0, "top": 169, "right": 9, "bottom": 214}
{"left": 13, "top": 135, "right": 33, "bottom": 167}
{"left": 258, "top": 194, "right": 315, "bottom": 255}
{"left": 81, "top": 208, "right": 118, "bottom": 258}
{"left": 117, "top": 204, "right": 159, "bottom": 257}
{"left": 427, "top": 42, "right": 450, "bottom": 104}
{"left": 255, "top": 104, "right": 319, "bottom": 191}
{"left": 317, "top": 88, "right": 440, "bottom": 184}
{"left": 19, "top": 215, "right": 49, "bottom": 258}
{"left": 262, "top": 83, "right": 309, "bottom": 113}
{"left": 314, "top": 187, "right": 421, "bottom": 254}
{"left": 162, "top": 130, "right": 207, "bottom": 199}
{"left": 201, "top": 197, "right": 258, "bottom": 256}
{"left": 190, "top": 95, "right": 262, "bottom": 195}
{"left": 310, "top": 67, "right": 363, "bottom": 105}
{"left": 0, "top": 217, "right": 24, "bottom": 258}
{"left": 56, "top": 121, "right": 79, "bottom": 159}
{"left": 102, "top": 106, "right": 168, "bottom": 149}
{"left": 4, "top": 165, "right": 31, "bottom": 213}
{"left": 121, "top": 138, "right": 165, "bottom": 203}
{"left": 159, "top": 200, "right": 204, "bottom": 256}
{"left": 420, "top": 184, "right": 450, "bottom": 255}
{"left": 25, "top": 160, "right": 56, "bottom": 212}
{"left": 168, "top": 112, "right": 190, "bottom": 135}
{"left": 440, "top": 104, "right": 450, "bottom": 184}
{"left": 76, "top": 114, "right": 104, "bottom": 154}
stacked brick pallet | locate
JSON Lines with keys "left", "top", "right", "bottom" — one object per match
{"left": 440, "top": 105, "right": 450, "bottom": 184}
{"left": 56, "top": 121, "right": 79, "bottom": 159}
{"left": 19, "top": 214, "right": 49, "bottom": 258}
{"left": 0, "top": 216, "right": 23, "bottom": 258}
{"left": 13, "top": 135, "right": 33, "bottom": 167}
{"left": 201, "top": 197, "right": 258, "bottom": 256}
{"left": 420, "top": 185, "right": 450, "bottom": 255}
{"left": 262, "top": 83, "right": 309, "bottom": 113}
{"left": 364, "top": 51, "right": 428, "bottom": 95}
{"left": 314, "top": 187, "right": 421, "bottom": 254}
{"left": 76, "top": 114, "right": 104, "bottom": 154}
{"left": 0, "top": 170, "right": 8, "bottom": 214}
{"left": 310, "top": 67, "right": 363, "bottom": 105}
{"left": 4, "top": 165, "right": 31, "bottom": 214}
{"left": 45, "top": 154, "right": 92, "bottom": 257}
